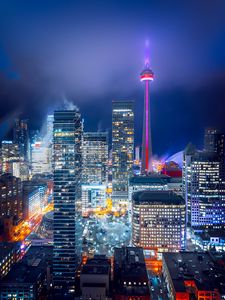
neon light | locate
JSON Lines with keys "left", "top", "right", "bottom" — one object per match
{"left": 140, "top": 74, "right": 154, "bottom": 82}
{"left": 145, "top": 81, "right": 149, "bottom": 170}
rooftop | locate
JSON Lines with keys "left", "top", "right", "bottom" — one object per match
{"left": 163, "top": 252, "right": 225, "bottom": 294}
{"left": 81, "top": 255, "right": 110, "bottom": 275}
{"left": 114, "top": 247, "right": 150, "bottom": 296}
{"left": 0, "top": 246, "right": 53, "bottom": 285}
{"left": 132, "top": 190, "right": 185, "bottom": 205}
{"left": 129, "top": 174, "right": 170, "bottom": 185}
{"left": 0, "top": 242, "right": 20, "bottom": 262}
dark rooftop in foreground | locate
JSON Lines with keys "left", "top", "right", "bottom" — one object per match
{"left": 0, "top": 246, "right": 53, "bottom": 285}
{"left": 132, "top": 190, "right": 185, "bottom": 205}
{"left": 81, "top": 255, "right": 110, "bottom": 275}
{"left": 0, "top": 242, "right": 20, "bottom": 262}
{"left": 114, "top": 247, "right": 150, "bottom": 296}
{"left": 163, "top": 252, "right": 225, "bottom": 294}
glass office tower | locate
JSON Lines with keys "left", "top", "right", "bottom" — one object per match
{"left": 53, "top": 110, "right": 82, "bottom": 294}
{"left": 112, "top": 100, "right": 134, "bottom": 200}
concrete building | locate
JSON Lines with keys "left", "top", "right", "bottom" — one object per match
{"left": 80, "top": 255, "right": 111, "bottom": 300}
{"left": 0, "top": 246, "right": 53, "bottom": 300}
{"left": 113, "top": 247, "right": 150, "bottom": 300}
{"left": 22, "top": 181, "right": 48, "bottom": 219}
{"left": 81, "top": 184, "right": 106, "bottom": 216}
{"left": 129, "top": 174, "right": 183, "bottom": 210}
{"left": 132, "top": 190, "right": 186, "bottom": 252}
{"left": 112, "top": 100, "right": 134, "bottom": 202}
{"left": 31, "top": 141, "right": 52, "bottom": 175}
{"left": 162, "top": 251, "right": 225, "bottom": 300}
{"left": 140, "top": 50, "right": 154, "bottom": 173}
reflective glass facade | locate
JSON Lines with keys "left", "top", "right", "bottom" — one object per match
{"left": 183, "top": 151, "right": 225, "bottom": 227}
{"left": 112, "top": 100, "right": 134, "bottom": 194}
{"left": 53, "top": 110, "right": 82, "bottom": 292}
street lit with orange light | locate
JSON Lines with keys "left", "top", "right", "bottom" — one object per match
{"left": 12, "top": 202, "right": 53, "bottom": 242}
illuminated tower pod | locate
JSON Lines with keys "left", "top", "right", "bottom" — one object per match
{"left": 140, "top": 63, "right": 154, "bottom": 173}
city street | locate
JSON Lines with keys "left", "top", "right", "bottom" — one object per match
{"left": 148, "top": 271, "right": 170, "bottom": 300}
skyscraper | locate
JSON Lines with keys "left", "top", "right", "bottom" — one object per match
{"left": 204, "top": 128, "right": 225, "bottom": 156}
{"left": 112, "top": 100, "right": 134, "bottom": 200}
{"left": 53, "top": 110, "right": 82, "bottom": 294}
{"left": 183, "top": 147, "right": 225, "bottom": 227}
{"left": 140, "top": 47, "right": 154, "bottom": 174}
{"left": 13, "top": 119, "right": 29, "bottom": 162}
{"left": 82, "top": 132, "right": 108, "bottom": 185}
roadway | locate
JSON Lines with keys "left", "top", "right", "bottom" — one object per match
{"left": 12, "top": 202, "right": 53, "bottom": 242}
{"left": 148, "top": 271, "right": 170, "bottom": 300}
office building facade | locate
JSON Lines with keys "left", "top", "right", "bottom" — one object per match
{"left": 82, "top": 132, "right": 108, "bottom": 185}
{"left": 204, "top": 128, "right": 225, "bottom": 156}
{"left": 183, "top": 150, "right": 225, "bottom": 227}
{"left": 112, "top": 100, "right": 134, "bottom": 198}
{"left": 13, "top": 119, "right": 30, "bottom": 162}
{"left": 132, "top": 190, "right": 186, "bottom": 252}
{"left": 53, "top": 110, "right": 82, "bottom": 293}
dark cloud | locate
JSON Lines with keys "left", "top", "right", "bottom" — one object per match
{"left": 0, "top": 0, "right": 225, "bottom": 154}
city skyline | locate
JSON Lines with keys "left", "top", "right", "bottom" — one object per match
{"left": 0, "top": 2, "right": 225, "bottom": 299}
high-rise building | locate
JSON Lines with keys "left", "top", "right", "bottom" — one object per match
{"left": 13, "top": 119, "right": 29, "bottom": 162}
{"left": 140, "top": 49, "right": 154, "bottom": 174}
{"left": 112, "top": 100, "right": 134, "bottom": 199}
{"left": 46, "top": 114, "right": 54, "bottom": 173}
{"left": 183, "top": 149, "right": 225, "bottom": 227}
{"left": 82, "top": 132, "right": 108, "bottom": 185}
{"left": 0, "top": 174, "right": 23, "bottom": 222}
{"left": 132, "top": 190, "right": 186, "bottom": 252}
{"left": 31, "top": 141, "right": 52, "bottom": 175}
{"left": 53, "top": 110, "right": 82, "bottom": 294}
{"left": 204, "top": 128, "right": 225, "bottom": 156}
{"left": 1, "top": 141, "right": 20, "bottom": 175}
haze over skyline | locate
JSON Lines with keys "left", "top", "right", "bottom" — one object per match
{"left": 0, "top": 0, "right": 225, "bottom": 156}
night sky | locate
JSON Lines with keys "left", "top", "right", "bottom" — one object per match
{"left": 0, "top": 0, "right": 225, "bottom": 157}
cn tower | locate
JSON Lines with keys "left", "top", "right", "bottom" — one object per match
{"left": 140, "top": 44, "right": 154, "bottom": 173}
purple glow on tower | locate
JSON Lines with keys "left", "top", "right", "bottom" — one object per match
{"left": 145, "top": 81, "right": 149, "bottom": 168}
{"left": 140, "top": 44, "right": 154, "bottom": 173}
{"left": 145, "top": 39, "right": 150, "bottom": 65}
